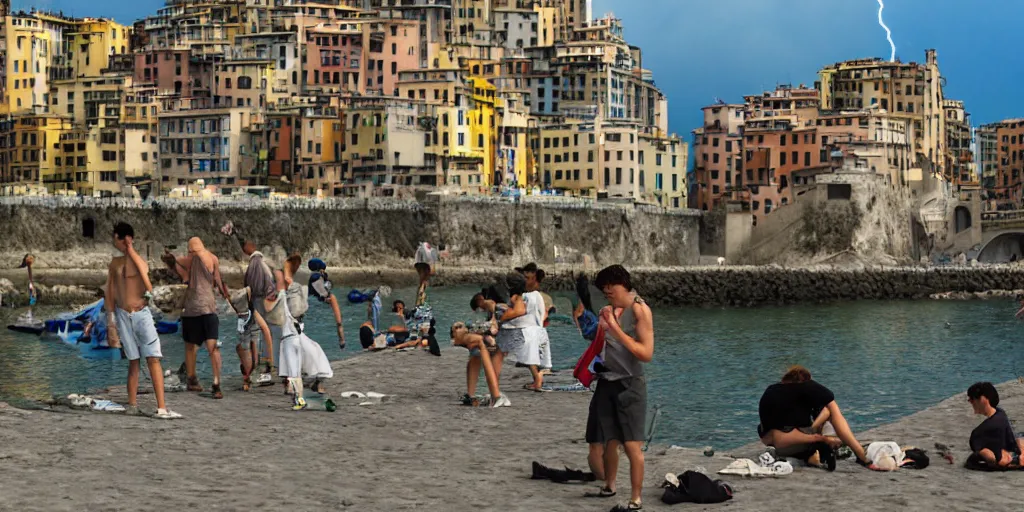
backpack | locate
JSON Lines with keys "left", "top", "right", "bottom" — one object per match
{"left": 661, "top": 471, "right": 734, "bottom": 505}
{"left": 286, "top": 281, "right": 309, "bottom": 319}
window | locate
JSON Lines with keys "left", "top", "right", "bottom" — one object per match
{"left": 458, "top": 133, "right": 465, "bottom": 146}
{"left": 781, "top": 135, "right": 787, "bottom": 147}
{"left": 615, "top": 168, "right": 622, "bottom": 184}
{"left": 725, "top": 140, "right": 732, "bottom": 152}
{"left": 656, "top": 154, "right": 662, "bottom": 166}
{"left": 238, "top": 76, "right": 252, "bottom": 89}
{"left": 604, "top": 168, "right": 610, "bottom": 186}
{"left": 712, "top": 137, "right": 719, "bottom": 147}
{"left": 780, "top": 152, "right": 787, "bottom": 166}
{"left": 713, "top": 153, "right": 720, "bottom": 164}
{"left": 804, "top": 152, "right": 811, "bottom": 166}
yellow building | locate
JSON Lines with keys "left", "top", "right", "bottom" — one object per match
{"left": 50, "top": 18, "right": 130, "bottom": 81}
{"left": 0, "top": 112, "right": 72, "bottom": 190}
{"left": 0, "top": 12, "right": 74, "bottom": 114}
{"left": 469, "top": 77, "right": 496, "bottom": 188}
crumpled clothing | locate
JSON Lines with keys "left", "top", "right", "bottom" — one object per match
{"left": 718, "top": 458, "right": 793, "bottom": 477}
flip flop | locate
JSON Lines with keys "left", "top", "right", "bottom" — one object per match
{"left": 584, "top": 487, "right": 616, "bottom": 498}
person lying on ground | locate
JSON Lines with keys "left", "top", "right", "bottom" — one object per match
{"left": 967, "top": 381, "right": 1024, "bottom": 469}
{"left": 757, "top": 365, "right": 875, "bottom": 470}
{"left": 451, "top": 322, "right": 508, "bottom": 407}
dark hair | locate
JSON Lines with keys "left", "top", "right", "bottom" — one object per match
{"left": 535, "top": 268, "right": 546, "bottom": 283}
{"left": 392, "top": 300, "right": 405, "bottom": 312}
{"left": 286, "top": 253, "right": 302, "bottom": 271}
{"left": 968, "top": 382, "right": 999, "bottom": 407}
{"left": 112, "top": 222, "right": 134, "bottom": 240}
{"left": 470, "top": 293, "right": 485, "bottom": 310}
{"left": 781, "top": 365, "right": 812, "bottom": 384}
{"left": 505, "top": 272, "right": 527, "bottom": 297}
{"left": 594, "top": 264, "right": 632, "bottom": 291}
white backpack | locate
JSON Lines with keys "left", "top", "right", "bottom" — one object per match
{"left": 286, "top": 281, "right": 309, "bottom": 319}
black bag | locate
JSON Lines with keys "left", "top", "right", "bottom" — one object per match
{"left": 661, "top": 471, "right": 734, "bottom": 505}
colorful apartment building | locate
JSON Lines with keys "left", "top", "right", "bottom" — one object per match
{"left": 0, "top": 0, "right": 679, "bottom": 203}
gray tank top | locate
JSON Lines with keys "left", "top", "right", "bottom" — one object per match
{"left": 600, "top": 296, "right": 645, "bottom": 381}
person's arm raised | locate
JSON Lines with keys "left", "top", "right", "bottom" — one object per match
{"left": 124, "top": 236, "right": 153, "bottom": 293}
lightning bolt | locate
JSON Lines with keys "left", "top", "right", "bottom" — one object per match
{"left": 877, "top": 0, "right": 896, "bottom": 62}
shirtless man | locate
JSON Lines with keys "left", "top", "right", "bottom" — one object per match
{"left": 241, "top": 240, "right": 277, "bottom": 385}
{"left": 164, "top": 238, "right": 233, "bottom": 399}
{"left": 106, "top": 222, "right": 181, "bottom": 419}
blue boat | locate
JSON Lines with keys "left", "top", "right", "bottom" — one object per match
{"left": 47, "top": 299, "right": 178, "bottom": 360}
{"left": 347, "top": 289, "right": 374, "bottom": 304}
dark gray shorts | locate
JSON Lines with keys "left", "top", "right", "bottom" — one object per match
{"left": 586, "top": 376, "right": 647, "bottom": 444}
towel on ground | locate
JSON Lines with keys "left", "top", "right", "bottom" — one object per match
{"left": 718, "top": 458, "right": 793, "bottom": 477}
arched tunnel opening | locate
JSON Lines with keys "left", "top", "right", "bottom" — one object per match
{"left": 954, "top": 206, "right": 972, "bottom": 233}
{"left": 978, "top": 232, "right": 1024, "bottom": 263}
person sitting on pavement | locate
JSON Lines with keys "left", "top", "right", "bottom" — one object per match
{"left": 966, "top": 382, "right": 1024, "bottom": 470}
{"left": 757, "top": 365, "right": 875, "bottom": 470}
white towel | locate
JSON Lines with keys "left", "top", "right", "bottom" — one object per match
{"left": 866, "top": 442, "right": 904, "bottom": 471}
{"left": 718, "top": 458, "right": 793, "bottom": 477}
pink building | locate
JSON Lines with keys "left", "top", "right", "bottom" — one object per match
{"left": 364, "top": 19, "right": 420, "bottom": 97}
{"left": 304, "top": 25, "right": 363, "bottom": 94}
{"left": 134, "top": 49, "right": 210, "bottom": 98}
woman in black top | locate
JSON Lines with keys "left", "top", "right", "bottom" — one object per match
{"left": 757, "top": 366, "right": 874, "bottom": 470}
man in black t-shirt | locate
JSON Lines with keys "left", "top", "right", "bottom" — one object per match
{"left": 757, "top": 366, "right": 874, "bottom": 470}
{"left": 968, "top": 382, "right": 1024, "bottom": 468}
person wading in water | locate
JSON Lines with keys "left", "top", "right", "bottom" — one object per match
{"left": 164, "top": 237, "right": 235, "bottom": 399}
{"left": 106, "top": 222, "right": 181, "bottom": 419}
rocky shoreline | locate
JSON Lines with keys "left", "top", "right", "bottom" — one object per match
{"left": 5, "top": 264, "right": 1024, "bottom": 308}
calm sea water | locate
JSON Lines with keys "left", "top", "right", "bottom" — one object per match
{"left": 1, "top": 287, "right": 1020, "bottom": 450}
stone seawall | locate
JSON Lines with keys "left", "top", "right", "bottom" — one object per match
{"left": 4, "top": 264, "right": 1024, "bottom": 308}
{"left": 529, "top": 266, "right": 1024, "bottom": 307}
{"left": 0, "top": 197, "right": 701, "bottom": 271}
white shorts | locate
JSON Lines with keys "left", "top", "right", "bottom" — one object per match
{"left": 115, "top": 308, "right": 163, "bottom": 361}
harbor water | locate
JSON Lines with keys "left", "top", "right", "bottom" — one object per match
{"left": 0, "top": 286, "right": 1019, "bottom": 450}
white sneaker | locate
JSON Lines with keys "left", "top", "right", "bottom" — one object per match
{"left": 491, "top": 395, "right": 511, "bottom": 408}
{"left": 154, "top": 409, "right": 183, "bottom": 420}
{"left": 256, "top": 373, "right": 273, "bottom": 385}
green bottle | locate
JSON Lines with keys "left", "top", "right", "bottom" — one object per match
{"left": 324, "top": 398, "right": 337, "bottom": 412}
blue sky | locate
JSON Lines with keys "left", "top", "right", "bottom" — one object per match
{"left": 13, "top": 0, "right": 1021, "bottom": 139}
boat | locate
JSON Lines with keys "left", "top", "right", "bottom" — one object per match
{"left": 7, "top": 311, "right": 45, "bottom": 335}
{"left": 347, "top": 289, "right": 374, "bottom": 304}
{"left": 45, "top": 299, "right": 178, "bottom": 360}
{"left": 56, "top": 322, "right": 123, "bottom": 361}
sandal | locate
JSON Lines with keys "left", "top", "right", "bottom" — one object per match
{"left": 310, "top": 379, "right": 326, "bottom": 394}
{"left": 211, "top": 384, "right": 223, "bottom": 400}
{"left": 186, "top": 376, "right": 203, "bottom": 393}
{"left": 584, "top": 487, "right": 616, "bottom": 498}
{"left": 523, "top": 384, "right": 550, "bottom": 393}
{"left": 610, "top": 500, "right": 642, "bottom": 511}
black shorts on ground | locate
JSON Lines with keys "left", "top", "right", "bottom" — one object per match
{"left": 585, "top": 376, "right": 647, "bottom": 444}
{"left": 360, "top": 325, "right": 375, "bottom": 349}
{"left": 182, "top": 314, "right": 219, "bottom": 345}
